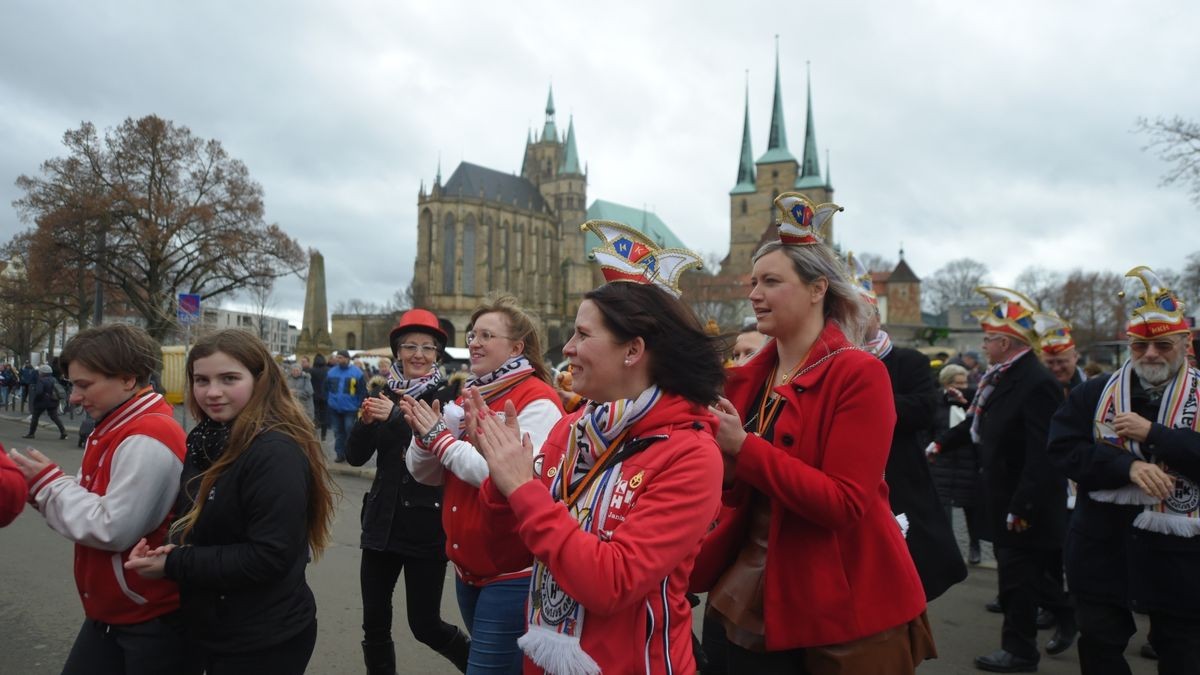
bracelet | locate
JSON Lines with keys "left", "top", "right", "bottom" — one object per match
{"left": 420, "top": 419, "right": 448, "bottom": 446}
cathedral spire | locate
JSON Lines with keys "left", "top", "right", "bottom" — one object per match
{"left": 560, "top": 115, "right": 581, "bottom": 174}
{"left": 732, "top": 72, "right": 756, "bottom": 194}
{"left": 758, "top": 36, "right": 795, "bottom": 164}
{"left": 795, "top": 62, "right": 824, "bottom": 188}
{"left": 541, "top": 85, "right": 558, "bottom": 142}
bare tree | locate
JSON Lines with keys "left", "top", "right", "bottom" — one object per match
{"left": 333, "top": 298, "right": 386, "bottom": 315}
{"left": 922, "top": 258, "right": 991, "bottom": 314}
{"left": 1056, "top": 269, "right": 1125, "bottom": 347}
{"left": 1014, "top": 265, "right": 1063, "bottom": 312}
{"left": 13, "top": 115, "right": 306, "bottom": 340}
{"left": 1137, "top": 116, "right": 1200, "bottom": 206}
{"left": 855, "top": 252, "right": 896, "bottom": 273}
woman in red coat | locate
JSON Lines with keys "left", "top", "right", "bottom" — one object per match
{"left": 696, "top": 193, "right": 933, "bottom": 673}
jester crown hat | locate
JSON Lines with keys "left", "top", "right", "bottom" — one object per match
{"left": 844, "top": 251, "right": 877, "bottom": 305}
{"left": 773, "top": 192, "right": 843, "bottom": 246}
{"left": 1124, "top": 265, "right": 1189, "bottom": 339}
{"left": 582, "top": 220, "right": 703, "bottom": 298}
{"left": 973, "top": 286, "right": 1039, "bottom": 345}
{"left": 1033, "top": 311, "right": 1075, "bottom": 355}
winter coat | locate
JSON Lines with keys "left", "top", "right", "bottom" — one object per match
{"left": 691, "top": 322, "right": 927, "bottom": 650}
{"left": 324, "top": 364, "right": 366, "bottom": 413}
{"left": 347, "top": 382, "right": 456, "bottom": 557}
{"left": 32, "top": 374, "right": 61, "bottom": 411}
{"left": 0, "top": 448, "right": 25, "bottom": 527}
{"left": 929, "top": 388, "right": 982, "bottom": 509}
{"left": 286, "top": 372, "right": 315, "bottom": 421}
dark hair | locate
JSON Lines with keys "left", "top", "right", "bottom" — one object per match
{"left": 469, "top": 293, "right": 552, "bottom": 384}
{"left": 583, "top": 282, "right": 725, "bottom": 405}
{"left": 312, "top": 353, "right": 326, "bottom": 367}
{"left": 59, "top": 323, "right": 161, "bottom": 386}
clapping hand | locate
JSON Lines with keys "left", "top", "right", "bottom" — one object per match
{"left": 360, "top": 393, "right": 396, "bottom": 424}
{"left": 466, "top": 389, "right": 533, "bottom": 497}
{"left": 399, "top": 396, "right": 443, "bottom": 437}
{"left": 8, "top": 447, "right": 53, "bottom": 481}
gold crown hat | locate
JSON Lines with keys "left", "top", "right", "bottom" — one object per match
{"left": 773, "top": 192, "right": 843, "bottom": 246}
{"left": 582, "top": 220, "right": 703, "bottom": 298}
{"left": 1033, "top": 311, "right": 1076, "bottom": 355}
{"left": 845, "top": 251, "right": 878, "bottom": 305}
{"left": 973, "top": 286, "right": 1040, "bottom": 345}
{"left": 1123, "top": 266, "right": 1190, "bottom": 339}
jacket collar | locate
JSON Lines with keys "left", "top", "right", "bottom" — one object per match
{"left": 727, "top": 321, "right": 857, "bottom": 405}
{"left": 95, "top": 388, "right": 166, "bottom": 438}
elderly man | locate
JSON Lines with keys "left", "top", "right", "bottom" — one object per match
{"left": 1036, "top": 312, "right": 1085, "bottom": 391}
{"left": 1048, "top": 267, "right": 1200, "bottom": 673}
{"left": 933, "top": 287, "right": 1074, "bottom": 672}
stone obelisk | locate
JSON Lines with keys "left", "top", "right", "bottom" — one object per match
{"left": 294, "top": 250, "right": 334, "bottom": 359}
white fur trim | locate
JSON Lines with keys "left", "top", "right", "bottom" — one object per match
{"left": 1133, "top": 511, "right": 1200, "bottom": 538}
{"left": 518, "top": 625, "right": 601, "bottom": 675}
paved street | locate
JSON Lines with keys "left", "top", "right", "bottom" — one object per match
{"left": 1, "top": 411, "right": 1156, "bottom": 674}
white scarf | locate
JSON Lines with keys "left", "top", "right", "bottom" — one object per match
{"left": 519, "top": 386, "right": 662, "bottom": 675}
{"left": 385, "top": 362, "right": 444, "bottom": 400}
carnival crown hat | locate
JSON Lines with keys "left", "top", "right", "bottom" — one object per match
{"left": 1123, "top": 265, "right": 1189, "bottom": 339}
{"left": 582, "top": 220, "right": 703, "bottom": 298}
{"left": 844, "top": 251, "right": 877, "bottom": 305}
{"left": 1033, "top": 311, "right": 1076, "bottom": 355}
{"left": 973, "top": 286, "right": 1040, "bottom": 345}
{"left": 773, "top": 192, "right": 843, "bottom": 246}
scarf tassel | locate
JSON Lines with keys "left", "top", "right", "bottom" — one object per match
{"left": 1133, "top": 511, "right": 1200, "bottom": 538}
{"left": 1088, "top": 486, "right": 1161, "bottom": 506}
{"left": 519, "top": 625, "right": 601, "bottom": 675}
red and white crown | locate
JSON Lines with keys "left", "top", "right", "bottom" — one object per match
{"left": 973, "top": 286, "right": 1040, "bottom": 345}
{"left": 582, "top": 220, "right": 703, "bottom": 298}
{"left": 773, "top": 192, "right": 842, "bottom": 246}
{"left": 1125, "top": 266, "right": 1189, "bottom": 339}
{"left": 1033, "top": 311, "right": 1075, "bottom": 355}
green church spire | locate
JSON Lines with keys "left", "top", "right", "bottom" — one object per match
{"left": 541, "top": 85, "right": 558, "bottom": 142}
{"left": 559, "top": 115, "right": 581, "bottom": 174}
{"left": 757, "top": 37, "right": 795, "bottom": 164}
{"left": 796, "top": 62, "right": 825, "bottom": 188}
{"left": 732, "top": 73, "right": 756, "bottom": 194}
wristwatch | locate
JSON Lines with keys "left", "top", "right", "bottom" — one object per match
{"left": 420, "top": 419, "right": 448, "bottom": 446}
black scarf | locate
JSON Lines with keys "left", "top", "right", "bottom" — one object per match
{"left": 186, "top": 418, "right": 232, "bottom": 472}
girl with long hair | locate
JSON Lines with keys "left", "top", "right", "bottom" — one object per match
{"left": 126, "top": 329, "right": 338, "bottom": 674}
{"left": 401, "top": 293, "right": 563, "bottom": 673}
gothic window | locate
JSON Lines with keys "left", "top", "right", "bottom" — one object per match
{"left": 346, "top": 332, "right": 357, "bottom": 350}
{"left": 772, "top": 170, "right": 779, "bottom": 179}
{"left": 501, "top": 221, "right": 511, "bottom": 290}
{"left": 442, "top": 212, "right": 456, "bottom": 294}
{"left": 740, "top": 199, "right": 747, "bottom": 215}
{"left": 486, "top": 217, "right": 496, "bottom": 290}
{"left": 419, "top": 208, "right": 433, "bottom": 265}
{"left": 515, "top": 223, "right": 524, "bottom": 270}
{"left": 463, "top": 215, "right": 477, "bottom": 295}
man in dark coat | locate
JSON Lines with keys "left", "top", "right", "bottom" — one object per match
{"left": 1048, "top": 267, "right": 1200, "bottom": 673}
{"left": 934, "top": 287, "right": 1074, "bottom": 672}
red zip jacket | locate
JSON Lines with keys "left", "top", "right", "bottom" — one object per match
{"left": 27, "top": 392, "right": 186, "bottom": 624}
{"left": 483, "top": 393, "right": 723, "bottom": 674}
{"left": 0, "top": 445, "right": 24, "bottom": 526}
{"left": 691, "top": 322, "right": 926, "bottom": 649}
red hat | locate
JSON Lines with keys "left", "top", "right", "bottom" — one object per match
{"left": 1124, "top": 266, "right": 1189, "bottom": 339}
{"left": 1034, "top": 311, "right": 1076, "bottom": 355}
{"left": 389, "top": 309, "right": 447, "bottom": 357}
{"left": 973, "top": 286, "right": 1040, "bottom": 345}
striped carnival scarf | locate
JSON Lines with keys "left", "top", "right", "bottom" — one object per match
{"left": 386, "top": 362, "right": 445, "bottom": 400}
{"left": 1090, "top": 360, "right": 1200, "bottom": 537}
{"left": 865, "top": 329, "right": 893, "bottom": 360}
{"left": 467, "top": 355, "right": 535, "bottom": 403}
{"left": 519, "top": 385, "right": 663, "bottom": 675}
{"left": 968, "top": 348, "right": 1030, "bottom": 443}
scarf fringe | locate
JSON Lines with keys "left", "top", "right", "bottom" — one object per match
{"left": 519, "top": 625, "right": 601, "bottom": 675}
{"left": 1089, "top": 485, "right": 1160, "bottom": 506}
{"left": 1133, "top": 511, "right": 1200, "bottom": 538}
{"left": 894, "top": 512, "right": 910, "bottom": 539}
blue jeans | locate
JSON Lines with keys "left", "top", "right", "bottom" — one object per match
{"left": 455, "top": 576, "right": 527, "bottom": 674}
{"left": 329, "top": 410, "right": 356, "bottom": 460}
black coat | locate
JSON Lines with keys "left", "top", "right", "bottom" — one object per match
{"left": 929, "top": 389, "right": 982, "bottom": 509}
{"left": 1048, "top": 371, "right": 1200, "bottom": 615}
{"left": 31, "top": 374, "right": 60, "bottom": 411}
{"left": 940, "top": 351, "right": 1067, "bottom": 549}
{"left": 346, "top": 383, "right": 456, "bottom": 557}
{"left": 882, "top": 347, "right": 967, "bottom": 601}
{"left": 165, "top": 430, "right": 315, "bottom": 653}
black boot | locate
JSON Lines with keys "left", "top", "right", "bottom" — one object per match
{"left": 435, "top": 628, "right": 471, "bottom": 674}
{"left": 361, "top": 640, "right": 396, "bottom": 675}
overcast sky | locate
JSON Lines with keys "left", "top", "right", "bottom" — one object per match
{"left": 3, "top": 1, "right": 1199, "bottom": 327}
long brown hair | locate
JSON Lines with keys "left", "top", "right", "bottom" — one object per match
{"left": 172, "top": 329, "right": 339, "bottom": 558}
{"left": 469, "top": 293, "right": 552, "bottom": 384}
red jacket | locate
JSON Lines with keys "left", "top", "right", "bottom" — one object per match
{"left": 0, "top": 445, "right": 24, "bottom": 527}
{"left": 691, "top": 323, "right": 926, "bottom": 649}
{"left": 484, "top": 393, "right": 723, "bottom": 675}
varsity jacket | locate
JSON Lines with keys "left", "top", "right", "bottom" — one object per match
{"left": 26, "top": 392, "right": 186, "bottom": 624}
{"left": 482, "top": 394, "right": 723, "bottom": 675}
{"left": 407, "top": 376, "right": 563, "bottom": 584}
{"left": 1, "top": 446, "right": 25, "bottom": 526}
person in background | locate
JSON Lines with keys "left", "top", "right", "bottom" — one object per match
{"left": 0, "top": 363, "right": 17, "bottom": 409}
{"left": 286, "top": 363, "right": 316, "bottom": 426}
{"left": 23, "top": 363, "right": 68, "bottom": 440}
{"left": 1037, "top": 312, "right": 1085, "bottom": 392}
{"left": 929, "top": 363, "right": 984, "bottom": 565}
{"left": 0, "top": 444, "right": 25, "bottom": 526}
{"left": 19, "top": 361, "right": 37, "bottom": 412}
{"left": 9, "top": 323, "right": 191, "bottom": 674}
{"left": 325, "top": 349, "right": 366, "bottom": 463}
{"left": 348, "top": 309, "right": 470, "bottom": 673}
{"left": 126, "top": 329, "right": 338, "bottom": 675}
{"left": 730, "top": 327, "right": 768, "bottom": 366}
{"left": 309, "top": 354, "right": 330, "bottom": 440}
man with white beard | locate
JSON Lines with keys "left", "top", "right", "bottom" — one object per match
{"left": 1048, "top": 266, "right": 1200, "bottom": 673}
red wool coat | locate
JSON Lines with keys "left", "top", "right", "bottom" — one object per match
{"left": 691, "top": 322, "right": 927, "bottom": 649}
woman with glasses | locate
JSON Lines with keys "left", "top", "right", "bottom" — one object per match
{"left": 347, "top": 309, "right": 470, "bottom": 673}
{"left": 402, "top": 294, "right": 563, "bottom": 674}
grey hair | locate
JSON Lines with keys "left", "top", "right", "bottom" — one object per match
{"left": 753, "top": 240, "right": 872, "bottom": 345}
{"left": 938, "top": 363, "right": 969, "bottom": 386}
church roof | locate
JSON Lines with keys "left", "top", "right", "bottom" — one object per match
{"left": 583, "top": 200, "right": 688, "bottom": 257}
{"left": 441, "top": 162, "right": 548, "bottom": 213}
{"left": 731, "top": 78, "right": 756, "bottom": 195}
{"left": 794, "top": 63, "right": 825, "bottom": 189}
{"left": 559, "top": 116, "right": 581, "bottom": 174}
{"left": 889, "top": 258, "right": 921, "bottom": 283}
{"left": 757, "top": 42, "right": 796, "bottom": 165}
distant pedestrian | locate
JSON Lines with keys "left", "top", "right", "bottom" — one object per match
{"left": 325, "top": 349, "right": 366, "bottom": 463}
{"left": 309, "top": 354, "right": 330, "bottom": 440}
{"left": 19, "top": 362, "right": 36, "bottom": 410}
{"left": 286, "top": 363, "right": 316, "bottom": 424}
{"left": 22, "top": 364, "right": 67, "bottom": 440}
{"left": 0, "top": 363, "right": 17, "bottom": 408}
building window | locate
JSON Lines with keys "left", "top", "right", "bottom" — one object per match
{"left": 442, "top": 212, "right": 456, "bottom": 294}
{"left": 772, "top": 170, "right": 779, "bottom": 179}
{"left": 462, "top": 215, "right": 477, "bottom": 296}
{"left": 740, "top": 199, "right": 747, "bottom": 215}
{"left": 346, "top": 332, "right": 357, "bottom": 350}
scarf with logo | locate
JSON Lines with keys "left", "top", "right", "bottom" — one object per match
{"left": 467, "top": 355, "right": 535, "bottom": 403}
{"left": 864, "top": 329, "right": 893, "bottom": 360}
{"left": 1090, "top": 359, "right": 1200, "bottom": 537}
{"left": 519, "top": 385, "right": 662, "bottom": 675}
{"left": 386, "top": 362, "right": 445, "bottom": 400}
{"left": 968, "top": 348, "right": 1030, "bottom": 443}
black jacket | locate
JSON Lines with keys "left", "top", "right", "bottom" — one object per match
{"left": 929, "top": 387, "right": 982, "bottom": 509}
{"left": 882, "top": 347, "right": 967, "bottom": 601}
{"left": 347, "top": 383, "right": 456, "bottom": 557}
{"left": 165, "top": 430, "right": 315, "bottom": 653}
{"left": 940, "top": 351, "right": 1067, "bottom": 549}
{"left": 1048, "top": 371, "right": 1200, "bottom": 614}
{"left": 32, "top": 374, "right": 60, "bottom": 411}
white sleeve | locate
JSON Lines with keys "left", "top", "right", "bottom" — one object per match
{"left": 406, "top": 434, "right": 446, "bottom": 486}
{"left": 31, "top": 436, "right": 183, "bottom": 552}
{"left": 437, "top": 398, "right": 563, "bottom": 488}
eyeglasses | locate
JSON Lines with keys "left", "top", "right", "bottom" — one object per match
{"left": 1130, "top": 339, "right": 1181, "bottom": 355}
{"left": 466, "top": 330, "right": 515, "bottom": 345}
{"left": 398, "top": 344, "right": 439, "bottom": 356}
{"left": 981, "top": 335, "right": 1006, "bottom": 344}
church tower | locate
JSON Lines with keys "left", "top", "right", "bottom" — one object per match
{"left": 793, "top": 63, "right": 835, "bottom": 240}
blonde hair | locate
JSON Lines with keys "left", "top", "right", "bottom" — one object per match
{"left": 753, "top": 241, "right": 873, "bottom": 345}
{"left": 938, "top": 363, "right": 970, "bottom": 386}
{"left": 173, "top": 330, "right": 339, "bottom": 559}
{"left": 468, "top": 293, "right": 552, "bottom": 383}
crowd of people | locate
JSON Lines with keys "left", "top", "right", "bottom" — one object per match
{"left": 2, "top": 192, "right": 1198, "bottom": 674}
